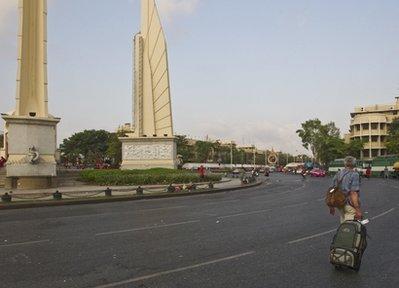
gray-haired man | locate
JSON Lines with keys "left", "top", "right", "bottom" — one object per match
{"left": 329, "top": 156, "right": 363, "bottom": 223}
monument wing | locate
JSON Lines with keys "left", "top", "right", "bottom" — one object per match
{"left": 142, "top": 0, "right": 173, "bottom": 137}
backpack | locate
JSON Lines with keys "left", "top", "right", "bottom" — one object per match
{"left": 325, "top": 171, "right": 349, "bottom": 208}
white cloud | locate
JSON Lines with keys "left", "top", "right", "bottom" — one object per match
{"left": 157, "top": 0, "right": 200, "bottom": 20}
{"left": 0, "top": 0, "right": 17, "bottom": 34}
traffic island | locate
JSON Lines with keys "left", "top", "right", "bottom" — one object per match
{"left": 0, "top": 179, "right": 265, "bottom": 210}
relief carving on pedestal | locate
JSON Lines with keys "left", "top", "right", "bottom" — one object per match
{"left": 123, "top": 143, "right": 173, "bottom": 160}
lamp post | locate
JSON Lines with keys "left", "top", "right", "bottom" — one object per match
{"left": 230, "top": 141, "right": 234, "bottom": 168}
{"left": 253, "top": 146, "right": 256, "bottom": 167}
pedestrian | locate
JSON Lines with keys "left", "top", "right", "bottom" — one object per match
{"left": 384, "top": 166, "right": 389, "bottom": 179}
{"left": 365, "top": 166, "right": 371, "bottom": 179}
{"left": 329, "top": 156, "right": 363, "bottom": 223}
{"left": 198, "top": 165, "right": 206, "bottom": 179}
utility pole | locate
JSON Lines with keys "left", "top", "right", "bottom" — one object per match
{"left": 230, "top": 141, "right": 233, "bottom": 168}
{"left": 253, "top": 146, "right": 256, "bottom": 167}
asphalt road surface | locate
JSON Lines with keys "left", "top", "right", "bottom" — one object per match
{"left": 0, "top": 174, "right": 398, "bottom": 288}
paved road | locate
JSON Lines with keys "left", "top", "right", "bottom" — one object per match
{"left": 0, "top": 174, "right": 398, "bottom": 288}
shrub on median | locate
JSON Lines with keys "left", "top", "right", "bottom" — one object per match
{"left": 80, "top": 168, "right": 222, "bottom": 186}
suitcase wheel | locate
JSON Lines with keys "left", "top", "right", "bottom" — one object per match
{"left": 334, "top": 265, "right": 344, "bottom": 271}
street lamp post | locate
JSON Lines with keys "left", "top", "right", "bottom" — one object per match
{"left": 253, "top": 147, "right": 256, "bottom": 167}
{"left": 230, "top": 141, "right": 233, "bottom": 168}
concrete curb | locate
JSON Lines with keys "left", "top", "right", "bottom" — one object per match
{"left": 2, "top": 179, "right": 232, "bottom": 197}
{"left": 3, "top": 179, "right": 232, "bottom": 196}
{"left": 0, "top": 180, "right": 265, "bottom": 210}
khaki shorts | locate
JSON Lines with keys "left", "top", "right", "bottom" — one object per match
{"left": 338, "top": 204, "right": 356, "bottom": 223}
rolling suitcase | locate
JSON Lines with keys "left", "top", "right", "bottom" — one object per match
{"left": 330, "top": 220, "right": 367, "bottom": 271}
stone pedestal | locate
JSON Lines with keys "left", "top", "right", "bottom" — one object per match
{"left": 2, "top": 115, "right": 60, "bottom": 189}
{"left": 120, "top": 137, "right": 177, "bottom": 170}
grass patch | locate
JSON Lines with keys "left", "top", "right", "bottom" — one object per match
{"left": 80, "top": 168, "right": 222, "bottom": 186}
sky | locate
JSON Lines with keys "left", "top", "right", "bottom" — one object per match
{"left": 1, "top": 0, "right": 399, "bottom": 154}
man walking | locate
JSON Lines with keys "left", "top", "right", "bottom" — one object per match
{"left": 329, "top": 156, "right": 363, "bottom": 223}
{"left": 384, "top": 166, "right": 389, "bottom": 179}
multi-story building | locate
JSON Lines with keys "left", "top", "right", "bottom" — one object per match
{"left": 347, "top": 97, "right": 399, "bottom": 160}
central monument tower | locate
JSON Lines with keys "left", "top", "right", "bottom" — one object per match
{"left": 120, "top": 0, "right": 177, "bottom": 169}
{"left": 2, "top": 0, "right": 60, "bottom": 189}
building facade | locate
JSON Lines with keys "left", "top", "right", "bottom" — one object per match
{"left": 347, "top": 97, "right": 399, "bottom": 160}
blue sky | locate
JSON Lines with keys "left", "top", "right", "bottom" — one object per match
{"left": 1, "top": 0, "right": 399, "bottom": 154}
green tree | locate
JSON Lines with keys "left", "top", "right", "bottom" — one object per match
{"left": 60, "top": 130, "right": 111, "bottom": 165}
{"left": 255, "top": 152, "right": 266, "bottom": 165}
{"left": 346, "top": 138, "right": 365, "bottom": 159}
{"left": 318, "top": 136, "right": 346, "bottom": 166}
{"left": 277, "top": 152, "right": 295, "bottom": 166}
{"left": 212, "top": 141, "right": 235, "bottom": 164}
{"left": 297, "top": 119, "right": 345, "bottom": 165}
{"left": 106, "top": 132, "right": 124, "bottom": 166}
{"left": 386, "top": 119, "right": 399, "bottom": 154}
{"left": 296, "top": 119, "right": 323, "bottom": 160}
{"left": 176, "top": 135, "right": 195, "bottom": 163}
{"left": 194, "top": 141, "right": 214, "bottom": 163}
{"left": 235, "top": 148, "right": 246, "bottom": 165}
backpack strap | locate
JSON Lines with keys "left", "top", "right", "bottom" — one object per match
{"left": 336, "top": 171, "right": 351, "bottom": 187}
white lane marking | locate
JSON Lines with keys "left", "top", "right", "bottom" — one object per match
{"left": 371, "top": 208, "right": 395, "bottom": 220}
{"left": 293, "top": 184, "right": 306, "bottom": 191}
{"left": 95, "top": 220, "right": 200, "bottom": 236}
{"left": 93, "top": 251, "right": 256, "bottom": 288}
{"left": 288, "top": 208, "right": 397, "bottom": 245}
{"left": 288, "top": 229, "right": 336, "bottom": 245}
{"left": 218, "top": 209, "right": 272, "bottom": 219}
{"left": 200, "top": 199, "right": 240, "bottom": 207}
{"left": 47, "top": 206, "right": 189, "bottom": 221}
{"left": 217, "top": 201, "right": 308, "bottom": 220}
{"left": 281, "top": 202, "right": 308, "bottom": 209}
{"left": 0, "top": 239, "right": 50, "bottom": 248}
{"left": 139, "top": 206, "right": 187, "bottom": 212}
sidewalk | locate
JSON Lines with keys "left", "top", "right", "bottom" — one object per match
{"left": 0, "top": 178, "right": 243, "bottom": 203}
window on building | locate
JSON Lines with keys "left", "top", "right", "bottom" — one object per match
{"left": 362, "top": 136, "right": 369, "bottom": 142}
{"left": 371, "top": 150, "right": 379, "bottom": 158}
{"left": 381, "top": 136, "right": 386, "bottom": 142}
{"left": 381, "top": 149, "right": 387, "bottom": 156}
{"left": 380, "top": 123, "right": 386, "bottom": 130}
{"left": 371, "top": 136, "right": 379, "bottom": 142}
{"left": 362, "top": 123, "right": 369, "bottom": 130}
{"left": 363, "top": 150, "right": 370, "bottom": 158}
{"left": 371, "top": 123, "right": 378, "bottom": 130}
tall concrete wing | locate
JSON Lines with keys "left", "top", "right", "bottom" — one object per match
{"left": 2, "top": 0, "right": 60, "bottom": 189}
{"left": 133, "top": 0, "right": 174, "bottom": 137}
{"left": 16, "top": 0, "right": 49, "bottom": 118}
{"left": 120, "top": 0, "right": 177, "bottom": 170}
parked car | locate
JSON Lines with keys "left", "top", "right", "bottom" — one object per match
{"left": 310, "top": 168, "right": 326, "bottom": 177}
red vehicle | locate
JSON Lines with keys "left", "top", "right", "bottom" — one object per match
{"left": 310, "top": 168, "right": 326, "bottom": 177}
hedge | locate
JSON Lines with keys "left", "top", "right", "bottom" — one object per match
{"left": 80, "top": 168, "right": 222, "bottom": 186}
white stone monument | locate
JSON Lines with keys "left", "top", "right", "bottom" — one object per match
{"left": 120, "top": 0, "right": 177, "bottom": 169}
{"left": 1, "top": 0, "right": 60, "bottom": 189}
